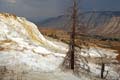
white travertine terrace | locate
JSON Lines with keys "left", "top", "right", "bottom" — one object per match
{"left": 0, "top": 13, "right": 67, "bottom": 72}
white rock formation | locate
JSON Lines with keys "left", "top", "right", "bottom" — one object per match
{"left": 0, "top": 13, "right": 67, "bottom": 72}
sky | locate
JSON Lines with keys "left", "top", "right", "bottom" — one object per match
{"left": 0, "top": 0, "right": 120, "bottom": 21}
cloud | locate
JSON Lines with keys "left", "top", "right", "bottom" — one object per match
{"left": 0, "top": 0, "right": 120, "bottom": 21}
{"left": 1, "top": 0, "right": 16, "bottom": 3}
{"left": 0, "top": 0, "right": 62, "bottom": 19}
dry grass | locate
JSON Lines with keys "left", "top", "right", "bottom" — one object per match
{"left": 39, "top": 28, "right": 69, "bottom": 40}
{"left": 39, "top": 27, "right": 120, "bottom": 61}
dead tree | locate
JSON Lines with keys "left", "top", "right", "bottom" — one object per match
{"left": 93, "top": 45, "right": 109, "bottom": 79}
{"left": 69, "top": 0, "right": 78, "bottom": 70}
{"left": 101, "top": 63, "right": 105, "bottom": 79}
{"left": 62, "top": 0, "right": 78, "bottom": 71}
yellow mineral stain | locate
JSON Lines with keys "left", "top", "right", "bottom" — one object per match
{"left": 0, "top": 13, "right": 17, "bottom": 20}
{"left": 18, "top": 20, "right": 45, "bottom": 45}
{"left": 0, "top": 47, "right": 4, "bottom": 51}
{"left": 0, "top": 40, "right": 13, "bottom": 45}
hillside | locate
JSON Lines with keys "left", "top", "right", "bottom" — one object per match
{"left": 0, "top": 13, "right": 119, "bottom": 80}
{"left": 40, "top": 11, "right": 120, "bottom": 38}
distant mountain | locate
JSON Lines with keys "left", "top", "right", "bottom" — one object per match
{"left": 40, "top": 11, "right": 120, "bottom": 38}
{"left": 40, "top": 15, "right": 68, "bottom": 29}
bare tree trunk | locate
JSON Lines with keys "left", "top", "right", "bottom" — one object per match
{"left": 101, "top": 63, "right": 105, "bottom": 79}
{"left": 62, "top": 0, "right": 79, "bottom": 71}
{"left": 69, "top": 0, "right": 78, "bottom": 70}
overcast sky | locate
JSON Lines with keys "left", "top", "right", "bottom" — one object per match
{"left": 0, "top": 0, "right": 120, "bottom": 20}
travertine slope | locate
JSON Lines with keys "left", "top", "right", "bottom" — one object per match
{"left": 0, "top": 13, "right": 67, "bottom": 72}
